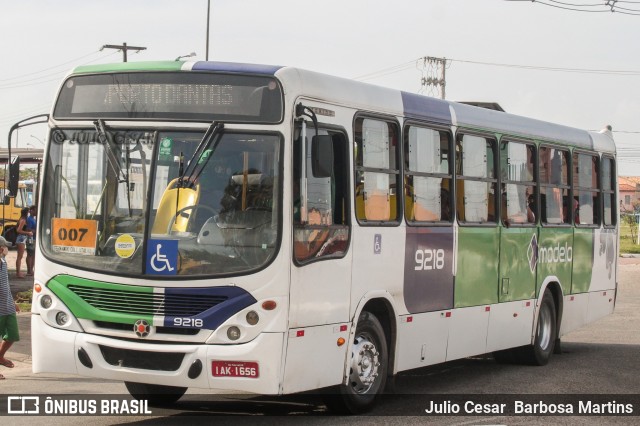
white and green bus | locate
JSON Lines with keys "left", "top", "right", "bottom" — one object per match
{"left": 30, "top": 60, "right": 617, "bottom": 413}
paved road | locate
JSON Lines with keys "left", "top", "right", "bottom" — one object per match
{"left": 2, "top": 257, "right": 640, "bottom": 424}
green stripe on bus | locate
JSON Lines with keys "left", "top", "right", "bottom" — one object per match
{"left": 47, "top": 275, "right": 155, "bottom": 325}
{"left": 571, "top": 228, "right": 595, "bottom": 294}
{"left": 499, "top": 228, "right": 537, "bottom": 302}
{"left": 72, "top": 61, "right": 185, "bottom": 74}
{"left": 455, "top": 227, "right": 500, "bottom": 307}
{"left": 537, "top": 227, "right": 574, "bottom": 297}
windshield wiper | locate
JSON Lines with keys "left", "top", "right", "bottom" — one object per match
{"left": 178, "top": 121, "right": 224, "bottom": 188}
{"left": 93, "top": 119, "right": 128, "bottom": 183}
{"left": 93, "top": 119, "right": 133, "bottom": 215}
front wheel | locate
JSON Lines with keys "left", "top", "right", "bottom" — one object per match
{"left": 323, "top": 311, "right": 388, "bottom": 414}
{"left": 124, "top": 382, "right": 187, "bottom": 406}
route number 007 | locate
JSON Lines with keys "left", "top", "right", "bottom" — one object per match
{"left": 415, "top": 249, "right": 445, "bottom": 271}
{"left": 57, "top": 227, "right": 88, "bottom": 242}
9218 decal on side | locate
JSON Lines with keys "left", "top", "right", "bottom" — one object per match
{"left": 403, "top": 227, "right": 454, "bottom": 314}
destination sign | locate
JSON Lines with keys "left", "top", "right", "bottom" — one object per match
{"left": 54, "top": 72, "right": 283, "bottom": 123}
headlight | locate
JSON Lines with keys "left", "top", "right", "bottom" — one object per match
{"left": 227, "top": 326, "right": 241, "bottom": 341}
{"left": 40, "top": 295, "right": 53, "bottom": 309}
{"left": 56, "top": 311, "right": 69, "bottom": 326}
{"left": 246, "top": 311, "right": 259, "bottom": 326}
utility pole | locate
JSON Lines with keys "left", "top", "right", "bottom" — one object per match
{"left": 206, "top": 0, "right": 211, "bottom": 60}
{"left": 100, "top": 42, "right": 147, "bottom": 62}
{"left": 420, "top": 56, "right": 447, "bottom": 99}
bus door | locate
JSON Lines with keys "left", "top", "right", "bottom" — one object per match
{"left": 537, "top": 146, "right": 573, "bottom": 298}
{"left": 284, "top": 118, "right": 352, "bottom": 393}
{"left": 498, "top": 141, "right": 537, "bottom": 303}
{"left": 493, "top": 140, "right": 538, "bottom": 351}
{"left": 349, "top": 116, "right": 404, "bottom": 322}
{"left": 451, "top": 133, "right": 499, "bottom": 358}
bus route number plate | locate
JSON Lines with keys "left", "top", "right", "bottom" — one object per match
{"left": 212, "top": 361, "right": 259, "bottom": 378}
{"left": 51, "top": 218, "right": 98, "bottom": 255}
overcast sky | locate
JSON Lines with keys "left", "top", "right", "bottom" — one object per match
{"left": 1, "top": 0, "right": 639, "bottom": 175}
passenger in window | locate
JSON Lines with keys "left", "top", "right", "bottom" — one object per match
{"left": 441, "top": 188, "right": 451, "bottom": 221}
{"left": 527, "top": 192, "right": 536, "bottom": 223}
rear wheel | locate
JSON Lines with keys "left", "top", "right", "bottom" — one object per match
{"left": 323, "top": 311, "right": 388, "bottom": 414}
{"left": 521, "top": 290, "right": 557, "bottom": 365}
{"left": 124, "top": 382, "right": 187, "bottom": 406}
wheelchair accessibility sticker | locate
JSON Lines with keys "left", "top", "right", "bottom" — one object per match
{"left": 146, "top": 239, "right": 178, "bottom": 275}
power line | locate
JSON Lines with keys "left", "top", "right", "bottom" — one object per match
{"left": 0, "top": 51, "right": 120, "bottom": 90}
{"left": 506, "top": 0, "right": 640, "bottom": 15}
{"left": 0, "top": 51, "right": 102, "bottom": 83}
{"left": 352, "top": 59, "right": 419, "bottom": 81}
{"left": 450, "top": 58, "right": 640, "bottom": 75}
{"left": 352, "top": 55, "right": 640, "bottom": 89}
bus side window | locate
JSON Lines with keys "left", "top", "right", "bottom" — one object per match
{"left": 540, "top": 146, "right": 570, "bottom": 225}
{"left": 500, "top": 140, "right": 536, "bottom": 226}
{"left": 403, "top": 125, "right": 452, "bottom": 223}
{"left": 455, "top": 133, "right": 497, "bottom": 224}
{"left": 601, "top": 156, "right": 616, "bottom": 227}
{"left": 572, "top": 152, "right": 600, "bottom": 226}
{"left": 354, "top": 117, "right": 400, "bottom": 223}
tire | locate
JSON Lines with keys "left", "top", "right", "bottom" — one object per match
{"left": 124, "top": 382, "right": 187, "bottom": 406}
{"left": 520, "top": 290, "right": 557, "bottom": 366}
{"left": 323, "top": 311, "right": 388, "bottom": 414}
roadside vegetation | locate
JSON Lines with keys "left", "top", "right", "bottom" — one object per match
{"left": 15, "top": 289, "right": 32, "bottom": 312}
{"left": 620, "top": 217, "right": 640, "bottom": 254}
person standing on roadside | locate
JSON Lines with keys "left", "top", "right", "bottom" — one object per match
{"left": 0, "top": 236, "right": 20, "bottom": 380}
{"left": 14, "top": 207, "right": 32, "bottom": 278}
{"left": 26, "top": 205, "right": 37, "bottom": 276}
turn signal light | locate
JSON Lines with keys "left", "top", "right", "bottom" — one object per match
{"left": 262, "top": 300, "right": 277, "bottom": 311}
{"left": 34, "top": 283, "right": 42, "bottom": 293}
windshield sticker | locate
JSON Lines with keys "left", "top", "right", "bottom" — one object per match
{"left": 198, "top": 149, "right": 213, "bottom": 164}
{"left": 159, "top": 137, "right": 173, "bottom": 159}
{"left": 51, "top": 218, "right": 98, "bottom": 256}
{"left": 115, "top": 234, "right": 136, "bottom": 258}
{"left": 146, "top": 239, "right": 178, "bottom": 275}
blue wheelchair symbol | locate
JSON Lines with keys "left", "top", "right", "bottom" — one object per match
{"left": 146, "top": 239, "right": 178, "bottom": 275}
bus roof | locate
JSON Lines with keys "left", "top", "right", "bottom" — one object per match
{"left": 68, "top": 60, "right": 615, "bottom": 154}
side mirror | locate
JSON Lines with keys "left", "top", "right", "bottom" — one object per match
{"left": 311, "top": 135, "right": 333, "bottom": 178}
{"left": 8, "top": 156, "right": 20, "bottom": 197}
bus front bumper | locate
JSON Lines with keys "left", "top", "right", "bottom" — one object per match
{"left": 31, "top": 315, "right": 284, "bottom": 395}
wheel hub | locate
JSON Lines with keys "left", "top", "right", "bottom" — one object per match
{"left": 538, "top": 305, "right": 552, "bottom": 350}
{"left": 349, "top": 335, "right": 380, "bottom": 394}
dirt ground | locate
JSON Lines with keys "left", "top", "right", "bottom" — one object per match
{"left": 4, "top": 247, "right": 35, "bottom": 298}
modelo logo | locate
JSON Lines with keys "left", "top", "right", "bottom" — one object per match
{"left": 538, "top": 242, "right": 573, "bottom": 264}
{"left": 415, "top": 249, "right": 445, "bottom": 271}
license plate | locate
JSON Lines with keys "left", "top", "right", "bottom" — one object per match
{"left": 212, "top": 361, "right": 259, "bottom": 378}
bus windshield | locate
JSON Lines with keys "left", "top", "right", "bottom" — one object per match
{"left": 41, "top": 127, "right": 281, "bottom": 277}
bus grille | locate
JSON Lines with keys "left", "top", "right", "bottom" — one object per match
{"left": 99, "top": 345, "right": 184, "bottom": 371}
{"left": 67, "top": 285, "right": 228, "bottom": 317}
